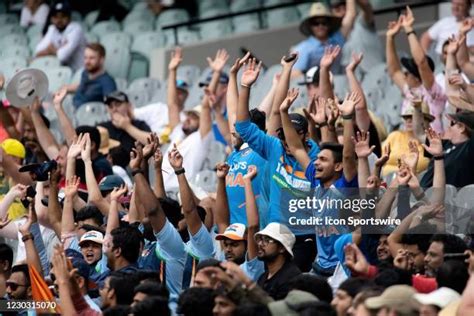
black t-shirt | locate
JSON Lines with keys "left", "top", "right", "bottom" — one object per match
{"left": 98, "top": 120, "right": 151, "bottom": 153}
{"left": 420, "top": 136, "right": 474, "bottom": 188}
{"left": 257, "top": 260, "right": 301, "bottom": 300}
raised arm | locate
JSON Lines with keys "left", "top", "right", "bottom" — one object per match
{"left": 168, "top": 144, "right": 202, "bottom": 235}
{"left": 304, "top": 96, "right": 338, "bottom": 143}
{"left": 422, "top": 128, "right": 445, "bottom": 205}
{"left": 456, "top": 18, "right": 474, "bottom": 80}
{"left": 319, "top": 46, "right": 340, "bottom": 99}
{"left": 48, "top": 168, "right": 63, "bottom": 238}
{"left": 226, "top": 52, "right": 250, "bottom": 128}
{"left": 375, "top": 177, "right": 399, "bottom": 219}
{"left": 19, "top": 201, "right": 44, "bottom": 276}
{"left": 105, "top": 185, "right": 127, "bottom": 237}
{"left": 402, "top": 7, "right": 434, "bottom": 90}
{"left": 340, "top": 0, "right": 357, "bottom": 39}
{"left": 243, "top": 166, "right": 259, "bottom": 260}
{"left": 61, "top": 176, "right": 80, "bottom": 236}
{"left": 386, "top": 18, "right": 407, "bottom": 91}
{"left": 346, "top": 53, "right": 371, "bottom": 131}
{"left": 353, "top": 131, "right": 375, "bottom": 188}
{"left": 211, "top": 94, "right": 231, "bottom": 145}
{"left": 337, "top": 92, "right": 359, "bottom": 181}
{"left": 373, "top": 146, "right": 390, "bottom": 179}
{"left": 167, "top": 47, "right": 183, "bottom": 130}
{"left": 237, "top": 58, "right": 263, "bottom": 122}
{"left": 356, "top": 0, "right": 374, "bottom": 26}
{"left": 215, "top": 163, "right": 230, "bottom": 234}
{"left": 267, "top": 53, "right": 298, "bottom": 137}
{"left": 279, "top": 89, "right": 311, "bottom": 170}
{"left": 53, "top": 88, "right": 76, "bottom": 147}
{"left": 153, "top": 147, "right": 166, "bottom": 199}
{"left": 30, "top": 97, "right": 59, "bottom": 160}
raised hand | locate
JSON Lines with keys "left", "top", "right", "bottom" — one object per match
{"left": 8, "top": 184, "right": 28, "bottom": 199}
{"left": 207, "top": 49, "right": 230, "bottom": 73}
{"left": 64, "top": 175, "right": 80, "bottom": 199}
{"left": 402, "top": 140, "right": 419, "bottom": 171}
{"left": 346, "top": 52, "right": 363, "bottom": 73}
{"left": 110, "top": 184, "right": 128, "bottom": 202}
{"left": 143, "top": 133, "right": 160, "bottom": 161}
{"left": 366, "top": 175, "right": 381, "bottom": 192}
{"left": 401, "top": 6, "right": 415, "bottom": 31}
{"left": 422, "top": 127, "right": 443, "bottom": 157}
{"left": 446, "top": 35, "right": 464, "bottom": 55}
{"left": 53, "top": 87, "right": 68, "bottom": 109}
{"left": 338, "top": 92, "right": 361, "bottom": 116}
{"left": 216, "top": 162, "right": 230, "bottom": 179}
{"left": 240, "top": 58, "right": 262, "bottom": 87}
{"left": 375, "top": 145, "right": 390, "bottom": 169}
{"left": 397, "top": 163, "right": 412, "bottom": 185}
{"left": 129, "top": 141, "right": 144, "bottom": 170}
{"left": 30, "top": 96, "right": 41, "bottom": 112}
{"left": 168, "top": 143, "right": 183, "bottom": 170}
{"left": 19, "top": 199, "right": 37, "bottom": 236}
{"left": 326, "top": 98, "right": 340, "bottom": 126}
{"left": 279, "top": 88, "right": 299, "bottom": 112}
{"left": 320, "top": 45, "right": 341, "bottom": 69}
{"left": 80, "top": 133, "right": 92, "bottom": 163}
{"left": 302, "top": 95, "right": 318, "bottom": 123}
{"left": 459, "top": 17, "right": 473, "bottom": 36}
{"left": 394, "top": 248, "right": 413, "bottom": 271}
{"left": 416, "top": 204, "right": 445, "bottom": 221}
{"left": 168, "top": 47, "right": 183, "bottom": 71}
{"left": 153, "top": 147, "right": 163, "bottom": 169}
{"left": 386, "top": 18, "right": 402, "bottom": 37}
{"left": 352, "top": 131, "right": 375, "bottom": 159}
{"left": 204, "top": 87, "right": 223, "bottom": 112}
{"left": 344, "top": 243, "right": 369, "bottom": 275}
{"left": 229, "top": 52, "right": 251, "bottom": 74}
{"left": 243, "top": 165, "right": 257, "bottom": 181}
{"left": 67, "top": 133, "right": 85, "bottom": 160}
{"left": 448, "top": 73, "right": 467, "bottom": 88}
{"left": 280, "top": 52, "right": 299, "bottom": 68}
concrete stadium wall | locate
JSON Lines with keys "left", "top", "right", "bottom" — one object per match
{"left": 150, "top": 2, "right": 439, "bottom": 81}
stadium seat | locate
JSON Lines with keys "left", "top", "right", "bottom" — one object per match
{"left": 0, "top": 13, "right": 19, "bottom": 25}
{"left": 29, "top": 34, "right": 42, "bottom": 52}
{"left": 71, "top": 11, "right": 83, "bottom": 22}
{"left": 85, "top": 10, "right": 99, "bottom": 28}
{"left": 75, "top": 102, "right": 109, "bottom": 125}
{"left": 203, "top": 141, "right": 227, "bottom": 170}
{"left": 91, "top": 20, "right": 121, "bottom": 37}
{"left": 199, "top": 20, "right": 233, "bottom": 40}
{"left": 361, "top": 63, "right": 389, "bottom": 92}
{"left": 177, "top": 64, "right": 201, "bottom": 86}
{"left": 264, "top": 0, "right": 293, "bottom": 4}
{"left": 0, "top": 45, "right": 30, "bottom": 59}
{"left": 131, "top": 32, "right": 166, "bottom": 59}
{"left": 70, "top": 68, "right": 83, "bottom": 85}
{"left": 123, "top": 21, "right": 154, "bottom": 36}
{"left": 296, "top": 3, "right": 313, "bottom": 17}
{"left": 115, "top": 78, "right": 128, "bottom": 91}
{"left": 381, "top": 85, "right": 403, "bottom": 130}
{"left": 1, "top": 34, "right": 28, "bottom": 47}
{"left": 332, "top": 75, "right": 349, "bottom": 99}
{"left": 29, "top": 56, "right": 61, "bottom": 71}
{"left": 131, "top": 2, "right": 149, "bottom": 13}
{"left": 84, "top": 32, "right": 99, "bottom": 43}
{"left": 155, "top": 9, "right": 190, "bottom": 29}
{"left": 123, "top": 10, "right": 155, "bottom": 26}
{"left": 26, "top": 24, "right": 43, "bottom": 39}
{"left": 0, "top": 24, "right": 24, "bottom": 37}
{"left": 233, "top": 14, "right": 262, "bottom": 34}
{"left": 266, "top": 7, "right": 300, "bottom": 28}
{"left": 198, "top": 0, "right": 229, "bottom": 12}
{"left": 126, "top": 88, "right": 149, "bottom": 108}
{"left": 128, "top": 77, "right": 161, "bottom": 101}
{"left": 45, "top": 66, "right": 72, "bottom": 92}
{"left": 176, "top": 29, "right": 200, "bottom": 45}
{"left": 191, "top": 169, "right": 217, "bottom": 192}
{"left": 105, "top": 46, "right": 131, "bottom": 79}
{"left": 199, "top": 8, "right": 230, "bottom": 19}
{"left": 0, "top": 57, "right": 27, "bottom": 81}
{"left": 101, "top": 32, "right": 132, "bottom": 49}
{"left": 230, "top": 0, "right": 261, "bottom": 12}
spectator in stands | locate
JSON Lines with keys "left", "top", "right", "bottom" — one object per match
{"left": 421, "top": 0, "right": 473, "bottom": 56}
{"left": 331, "top": 278, "right": 372, "bottom": 316}
{"left": 0, "top": 244, "right": 13, "bottom": 298}
{"left": 6, "top": 264, "right": 31, "bottom": 300}
{"left": 255, "top": 223, "right": 301, "bottom": 300}
{"left": 132, "top": 281, "right": 169, "bottom": 306}
{"left": 100, "top": 271, "right": 140, "bottom": 309}
{"left": 293, "top": 1, "right": 357, "bottom": 76}
{"left": 386, "top": 8, "right": 447, "bottom": 134}
{"left": 99, "top": 91, "right": 151, "bottom": 153}
{"left": 20, "top": 0, "right": 49, "bottom": 30}
{"left": 424, "top": 234, "right": 467, "bottom": 277}
{"left": 35, "top": 1, "right": 87, "bottom": 71}
{"left": 62, "top": 43, "right": 117, "bottom": 109}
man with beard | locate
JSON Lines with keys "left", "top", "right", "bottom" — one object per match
{"left": 34, "top": 1, "right": 86, "bottom": 71}
{"left": 6, "top": 264, "right": 32, "bottom": 301}
{"left": 64, "top": 43, "right": 117, "bottom": 109}
{"left": 255, "top": 222, "right": 301, "bottom": 300}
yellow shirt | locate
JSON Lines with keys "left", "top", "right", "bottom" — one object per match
{"left": 382, "top": 131, "right": 429, "bottom": 176}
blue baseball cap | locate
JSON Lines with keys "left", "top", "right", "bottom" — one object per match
{"left": 176, "top": 79, "right": 189, "bottom": 91}
{"left": 65, "top": 249, "right": 90, "bottom": 280}
{"left": 199, "top": 72, "right": 229, "bottom": 87}
{"left": 98, "top": 175, "right": 125, "bottom": 191}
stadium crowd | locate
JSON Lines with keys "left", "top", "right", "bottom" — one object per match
{"left": 1, "top": 0, "right": 474, "bottom": 315}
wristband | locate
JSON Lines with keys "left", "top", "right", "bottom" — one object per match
{"left": 241, "top": 83, "right": 251, "bottom": 88}
{"left": 22, "top": 233, "right": 34, "bottom": 242}
{"left": 342, "top": 113, "right": 354, "bottom": 120}
{"left": 406, "top": 30, "right": 416, "bottom": 36}
{"left": 316, "top": 122, "right": 328, "bottom": 128}
{"left": 433, "top": 155, "right": 445, "bottom": 160}
{"left": 174, "top": 168, "right": 185, "bottom": 175}
{"left": 132, "top": 169, "right": 144, "bottom": 176}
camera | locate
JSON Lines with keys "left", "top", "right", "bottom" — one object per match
{"left": 18, "top": 160, "right": 58, "bottom": 182}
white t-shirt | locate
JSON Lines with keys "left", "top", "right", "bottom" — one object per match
{"left": 134, "top": 102, "right": 169, "bottom": 134}
{"left": 35, "top": 21, "right": 87, "bottom": 71}
{"left": 161, "top": 125, "right": 213, "bottom": 190}
{"left": 428, "top": 16, "right": 474, "bottom": 54}
{"left": 20, "top": 4, "right": 49, "bottom": 29}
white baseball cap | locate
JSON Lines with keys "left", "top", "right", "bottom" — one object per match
{"left": 79, "top": 230, "right": 104, "bottom": 247}
{"left": 216, "top": 223, "right": 246, "bottom": 241}
{"left": 254, "top": 223, "right": 295, "bottom": 257}
{"left": 413, "top": 287, "right": 461, "bottom": 309}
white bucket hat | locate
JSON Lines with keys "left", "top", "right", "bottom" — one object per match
{"left": 413, "top": 287, "right": 461, "bottom": 309}
{"left": 6, "top": 68, "right": 48, "bottom": 108}
{"left": 254, "top": 222, "right": 296, "bottom": 257}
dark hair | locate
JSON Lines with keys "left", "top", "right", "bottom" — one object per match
{"left": 177, "top": 287, "right": 216, "bottom": 316}
{"left": 131, "top": 296, "right": 170, "bottom": 316}
{"left": 436, "top": 260, "right": 469, "bottom": 294}
{"left": 292, "top": 301, "right": 336, "bottom": 316}
{"left": 86, "top": 42, "right": 106, "bottom": 57}
{"left": 111, "top": 226, "right": 142, "bottom": 264}
{"left": 103, "top": 305, "right": 130, "bottom": 316}
{"left": 135, "top": 271, "right": 160, "bottom": 282}
{"left": 109, "top": 272, "right": 139, "bottom": 305}
{"left": 196, "top": 258, "right": 222, "bottom": 273}
{"left": 401, "top": 223, "right": 437, "bottom": 253}
{"left": 159, "top": 197, "right": 183, "bottom": 228}
{"left": 250, "top": 108, "right": 266, "bottom": 132}
{"left": 338, "top": 277, "right": 373, "bottom": 298}
{"left": 11, "top": 264, "right": 30, "bottom": 286}
{"left": 79, "top": 224, "right": 105, "bottom": 235}
{"left": 233, "top": 303, "right": 271, "bottom": 316}
{"left": 134, "top": 280, "right": 169, "bottom": 299}
{"left": 319, "top": 142, "right": 343, "bottom": 163}
{"left": 75, "top": 205, "right": 104, "bottom": 227}
{"left": 288, "top": 273, "right": 333, "bottom": 303}
{"left": 75, "top": 126, "right": 101, "bottom": 151}
{"left": 108, "top": 146, "right": 130, "bottom": 169}
{"left": 0, "top": 244, "right": 13, "bottom": 271}
{"left": 374, "top": 267, "right": 412, "bottom": 288}
{"left": 430, "top": 234, "right": 468, "bottom": 254}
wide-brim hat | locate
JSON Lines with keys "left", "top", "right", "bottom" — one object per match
{"left": 299, "top": 2, "right": 342, "bottom": 36}
{"left": 401, "top": 102, "right": 435, "bottom": 122}
{"left": 6, "top": 68, "right": 48, "bottom": 108}
{"left": 97, "top": 126, "right": 120, "bottom": 155}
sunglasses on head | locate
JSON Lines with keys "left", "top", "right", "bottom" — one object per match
{"left": 6, "top": 281, "right": 26, "bottom": 291}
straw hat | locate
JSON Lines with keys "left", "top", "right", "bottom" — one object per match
{"left": 402, "top": 102, "right": 435, "bottom": 122}
{"left": 299, "top": 2, "right": 342, "bottom": 36}
{"left": 97, "top": 126, "right": 120, "bottom": 155}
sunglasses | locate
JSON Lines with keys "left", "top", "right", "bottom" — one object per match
{"left": 312, "top": 19, "right": 329, "bottom": 26}
{"left": 6, "top": 281, "right": 26, "bottom": 291}
{"left": 450, "top": 120, "right": 458, "bottom": 127}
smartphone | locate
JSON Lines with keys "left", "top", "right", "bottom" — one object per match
{"left": 284, "top": 53, "right": 297, "bottom": 62}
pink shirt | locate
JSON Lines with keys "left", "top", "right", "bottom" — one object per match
{"left": 402, "top": 82, "right": 447, "bottom": 134}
